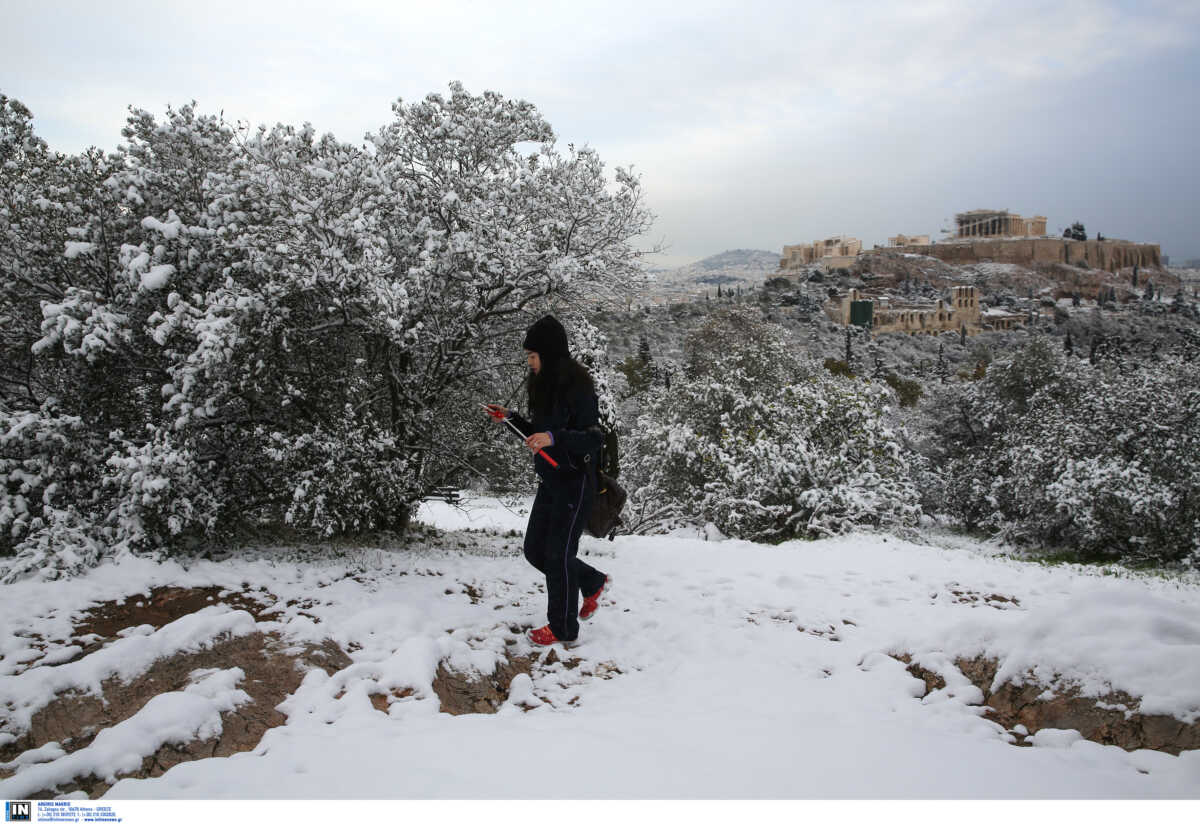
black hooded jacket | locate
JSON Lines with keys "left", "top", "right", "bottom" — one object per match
{"left": 510, "top": 314, "right": 603, "bottom": 485}
{"left": 507, "top": 366, "right": 603, "bottom": 485}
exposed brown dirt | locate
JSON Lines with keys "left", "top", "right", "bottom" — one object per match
{"left": 901, "top": 654, "right": 1200, "bottom": 755}
{"left": 369, "top": 688, "right": 415, "bottom": 713}
{"left": 934, "top": 589, "right": 1022, "bottom": 609}
{"left": 744, "top": 609, "right": 848, "bottom": 641}
{"left": 894, "top": 653, "right": 947, "bottom": 695}
{"left": 4, "top": 587, "right": 280, "bottom": 678}
{"left": 2, "top": 631, "right": 352, "bottom": 798}
{"left": 71, "top": 586, "right": 277, "bottom": 654}
{"left": 432, "top": 653, "right": 538, "bottom": 715}
{"left": 3, "top": 584, "right": 624, "bottom": 797}
{"left": 1, "top": 584, "right": 353, "bottom": 798}
{"left": 797, "top": 624, "right": 842, "bottom": 641}
{"left": 428, "top": 643, "right": 619, "bottom": 715}
{"left": 444, "top": 583, "right": 484, "bottom": 605}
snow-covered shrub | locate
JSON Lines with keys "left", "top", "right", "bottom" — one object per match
{"left": 102, "top": 428, "right": 223, "bottom": 548}
{"left": 0, "top": 405, "right": 92, "bottom": 550}
{"left": 569, "top": 316, "right": 623, "bottom": 475}
{"left": 0, "top": 87, "right": 651, "bottom": 578}
{"left": 2, "top": 99, "right": 238, "bottom": 575}
{"left": 881, "top": 372, "right": 923, "bottom": 407}
{"left": 570, "top": 317, "right": 620, "bottom": 432}
{"left": 625, "top": 311, "right": 921, "bottom": 540}
{"left": 0, "top": 403, "right": 121, "bottom": 581}
{"left": 920, "top": 338, "right": 1200, "bottom": 566}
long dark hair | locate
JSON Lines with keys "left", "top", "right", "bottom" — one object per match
{"left": 527, "top": 355, "right": 594, "bottom": 417}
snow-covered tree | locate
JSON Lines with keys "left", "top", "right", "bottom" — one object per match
{"left": 0, "top": 85, "right": 652, "bottom": 579}
{"left": 637, "top": 335, "right": 651, "bottom": 366}
{"left": 625, "top": 311, "right": 921, "bottom": 540}
{"left": 918, "top": 338, "right": 1200, "bottom": 566}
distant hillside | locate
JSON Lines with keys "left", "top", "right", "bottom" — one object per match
{"left": 644, "top": 249, "right": 780, "bottom": 297}
{"left": 692, "top": 249, "right": 780, "bottom": 272}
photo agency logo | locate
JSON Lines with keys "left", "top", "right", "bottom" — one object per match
{"left": 4, "top": 801, "right": 31, "bottom": 822}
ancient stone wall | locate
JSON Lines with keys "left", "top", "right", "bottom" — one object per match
{"left": 781, "top": 237, "right": 863, "bottom": 268}
{"left": 888, "top": 234, "right": 930, "bottom": 247}
{"left": 868, "top": 239, "right": 1161, "bottom": 273}
{"left": 830, "top": 286, "right": 1001, "bottom": 336}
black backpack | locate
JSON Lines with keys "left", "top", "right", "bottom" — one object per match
{"left": 586, "top": 422, "right": 626, "bottom": 540}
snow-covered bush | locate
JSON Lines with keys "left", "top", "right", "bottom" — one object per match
{"left": 920, "top": 338, "right": 1200, "bottom": 566}
{"left": 102, "top": 427, "right": 222, "bottom": 548}
{"left": 569, "top": 316, "right": 622, "bottom": 475}
{"left": 0, "top": 404, "right": 103, "bottom": 569}
{"left": 0, "top": 86, "right": 651, "bottom": 577}
{"left": 570, "top": 317, "right": 620, "bottom": 431}
{"left": 625, "top": 311, "right": 921, "bottom": 540}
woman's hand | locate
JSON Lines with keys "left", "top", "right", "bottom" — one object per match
{"left": 525, "top": 432, "right": 552, "bottom": 452}
{"left": 484, "top": 404, "right": 508, "bottom": 422}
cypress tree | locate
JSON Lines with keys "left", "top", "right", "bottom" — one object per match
{"left": 637, "top": 335, "right": 652, "bottom": 366}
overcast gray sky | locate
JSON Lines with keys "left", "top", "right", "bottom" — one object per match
{"left": 4, "top": 0, "right": 1199, "bottom": 266}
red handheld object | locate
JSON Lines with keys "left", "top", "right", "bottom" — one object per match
{"left": 483, "top": 404, "right": 559, "bottom": 468}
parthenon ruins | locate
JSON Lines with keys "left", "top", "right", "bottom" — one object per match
{"left": 955, "top": 209, "right": 1047, "bottom": 238}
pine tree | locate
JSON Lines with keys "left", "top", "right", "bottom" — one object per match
{"left": 1064, "top": 221, "right": 1087, "bottom": 241}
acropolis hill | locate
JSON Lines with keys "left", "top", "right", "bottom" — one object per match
{"left": 872, "top": 235, "right": 1161, "bottom": 272}
{"left": 780, "top": 208, "right": 1162, "bottom": 275}
{"left": 776, "top": 208, "right": 1174, "bottom": 339}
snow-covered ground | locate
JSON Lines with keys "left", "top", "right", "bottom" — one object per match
{"left": 2, "top": 495, "right": 1199, "bottom": 799}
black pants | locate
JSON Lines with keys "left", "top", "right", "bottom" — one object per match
{"left": 523, "top": 475, "right": 606, "bottom": 642}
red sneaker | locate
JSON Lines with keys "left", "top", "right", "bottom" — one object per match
{"left": 579, "top": 576, "right": 611, "bottom": 621}
{"left": 528, "top": 625, "right": 563, "bottom": 646}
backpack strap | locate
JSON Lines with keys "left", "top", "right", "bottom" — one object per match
{"left": 585, "top": 423, "right": 619, "bottom": 478}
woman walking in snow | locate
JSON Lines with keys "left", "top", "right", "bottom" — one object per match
{"left": 485, "top": 315, "right": 610, "bottom": 646}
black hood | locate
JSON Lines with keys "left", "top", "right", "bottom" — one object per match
{"left": 522, "top": 315, "right": 570, "bottom": 363}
